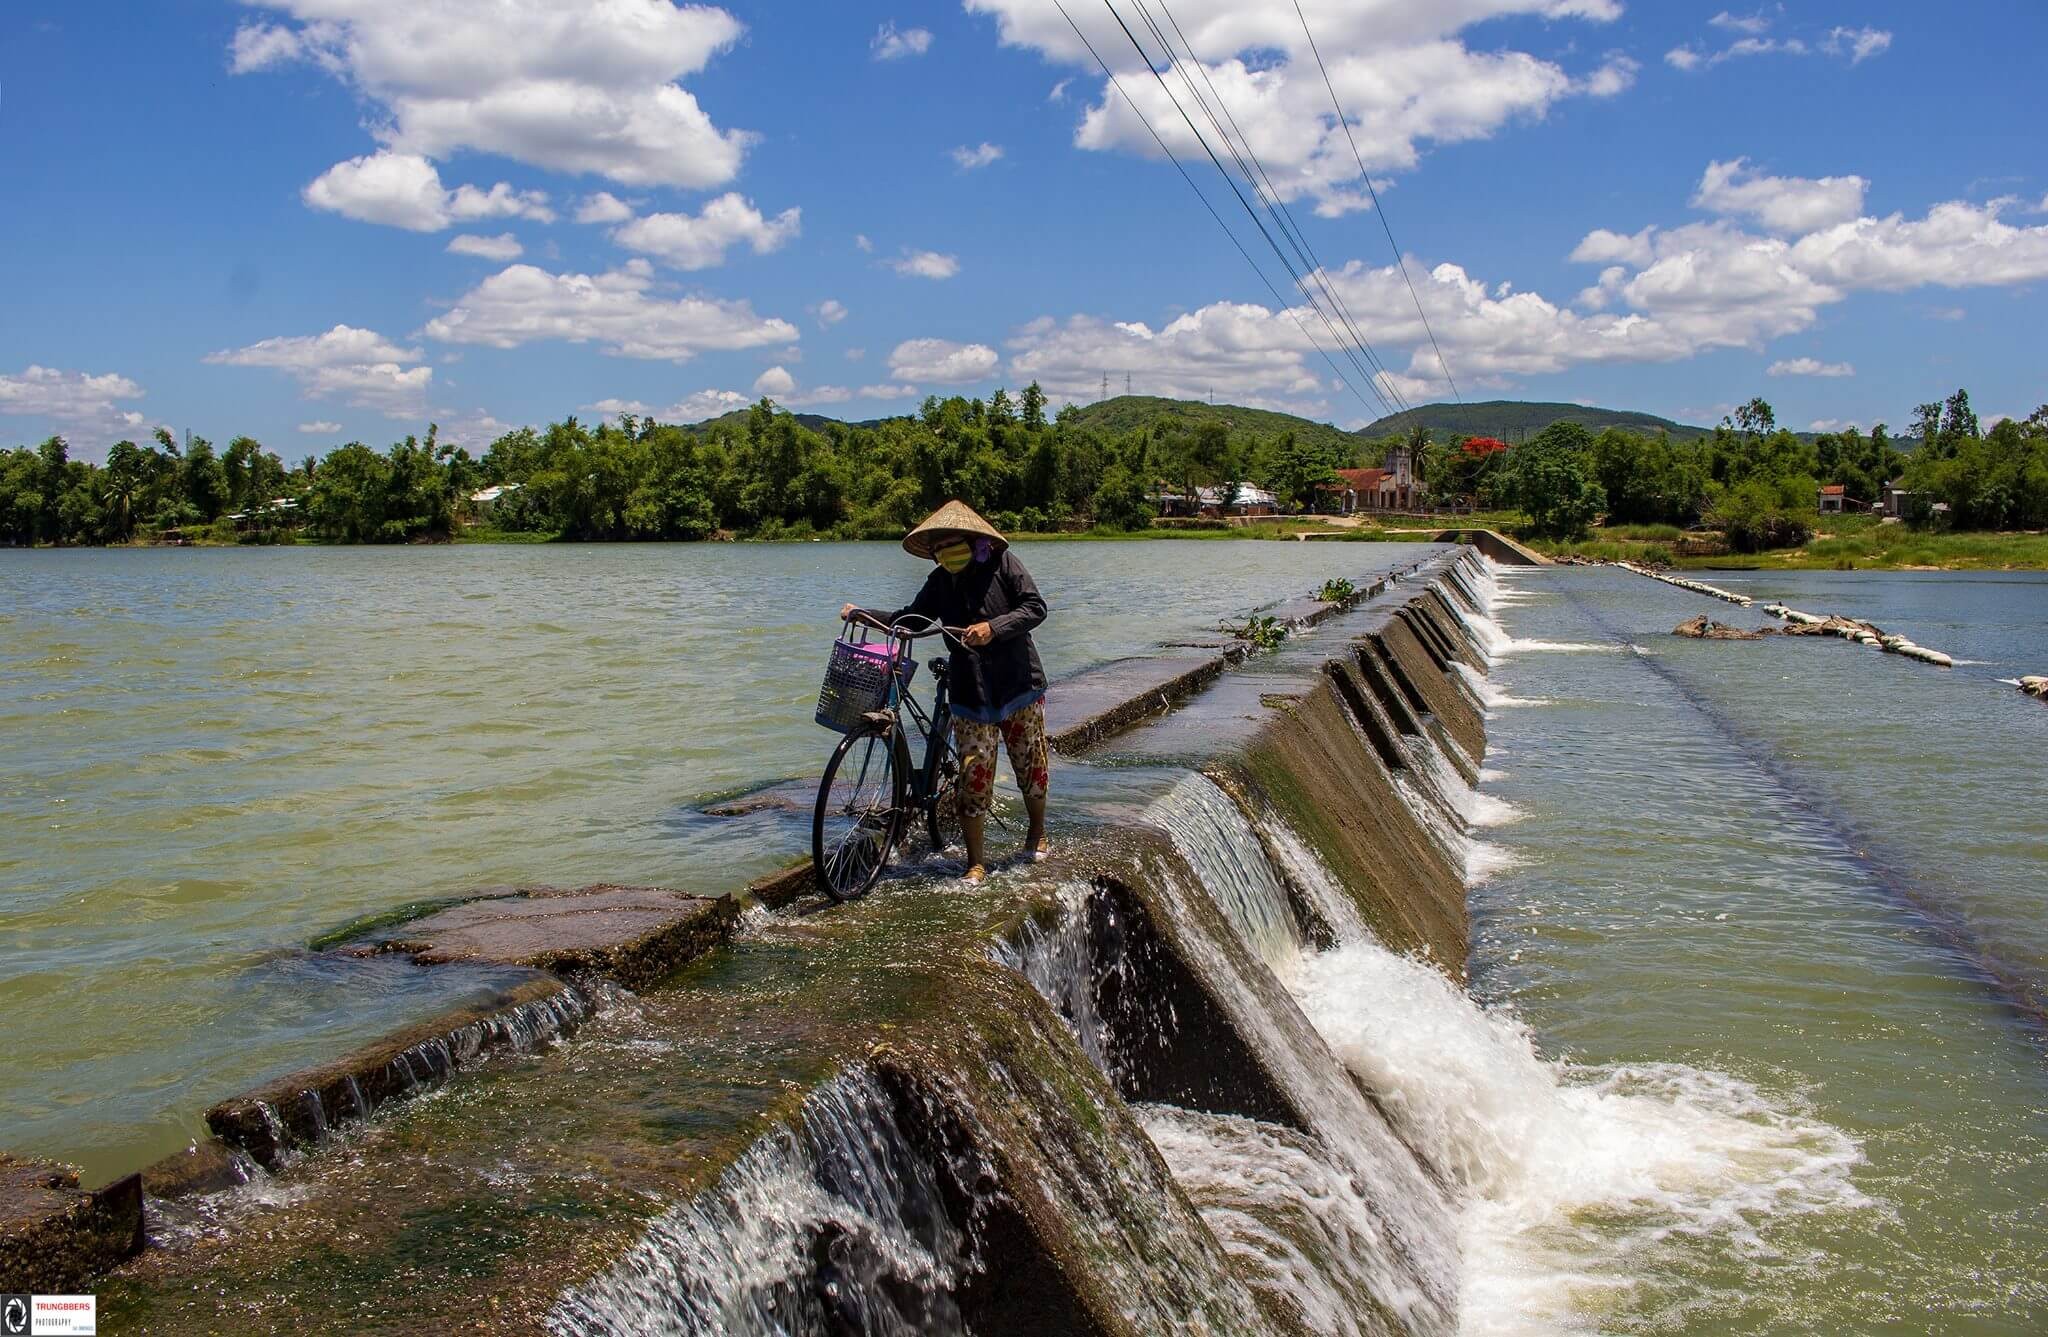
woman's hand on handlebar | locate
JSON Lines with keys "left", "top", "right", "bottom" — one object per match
{"left": 958, "top": 620, "right": 993, "bottom": 648}
{"left": 840, "top": 603, "right": 886, "bottom": 630}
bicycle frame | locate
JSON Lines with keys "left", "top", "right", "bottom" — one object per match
{"left": 875, "top": 622, "right": 954, "bottom": 811}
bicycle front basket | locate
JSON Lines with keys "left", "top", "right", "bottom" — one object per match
{"left": 815, "top": 633, "right": 916, "bottom": 734}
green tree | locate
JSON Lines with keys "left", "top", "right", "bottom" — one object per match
{"left": 1507, "top": 422, "right": 1605, "bottom": 537}
{"left": 1091, "top": 463, "right": 1154, "bottom": 531}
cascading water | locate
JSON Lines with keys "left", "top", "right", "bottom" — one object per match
{"left": 1003, "top": 775, "right": 1463, "bottom": 1335}
{"left": 1004, "top": 607, "right": 1863, "bottom": 1336}
{"left": 553, "top": 1069, "right": 974, "bottom": 1337}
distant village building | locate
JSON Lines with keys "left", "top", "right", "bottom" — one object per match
{"left": 469, "top": 483, "right": 524, "bottom": 517}
{"left": 1196, "top": 484, "right": 1279, "bottom": 517}
{"left": 1881, "top": 480, "right": 1915, "bottom": 519}
{"left": 1325, "top": 443, "right": 1428, "bottom": 514}
{"left": 1818, "top": 484, "right": 1846, "bottom": 514}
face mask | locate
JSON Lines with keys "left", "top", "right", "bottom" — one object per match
{"left": 935, "top": 540, "right": 971, "bottom": 574}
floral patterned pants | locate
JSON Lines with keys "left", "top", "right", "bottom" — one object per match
{"left": 950, "top": 701, "right": 1050, "bottom": 820}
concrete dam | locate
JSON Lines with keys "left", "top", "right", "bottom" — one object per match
{"left": 58, "top": 546, "right": 1526, "bottom": 1334}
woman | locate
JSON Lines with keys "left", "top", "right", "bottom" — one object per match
{"left": 843, "top": 500, "right": 1049, "bottom": 884}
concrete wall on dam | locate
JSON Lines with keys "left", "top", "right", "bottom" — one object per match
{"left": 52, "top": 546, "right": 1497, "bottom": 1335}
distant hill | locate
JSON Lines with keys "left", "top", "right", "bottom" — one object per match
{"left": 682, "top": 407, "right": 858, "bottom": 435}
{"left": 1360, "top": 400, "right": 1712, "bottom": 442}
{"left": 1064, "top": 395, "right": 1362, "bottom": 454}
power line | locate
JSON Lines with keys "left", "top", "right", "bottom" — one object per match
{"left": 1048, "top": 0, "right": 1386, "bottom": 419}
{"left": 1293, "top": 0, "right": 1460, "bottom": 408}
{"left": 1093, "top": 0, "right": 1404, "bottom": 418}
{"left": 1140, "top": 0, "right": 1412, "bottom": 418}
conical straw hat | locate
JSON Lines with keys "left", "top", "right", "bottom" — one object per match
{"left": 902, "top": 499, "right": 1008, "bottom": 559}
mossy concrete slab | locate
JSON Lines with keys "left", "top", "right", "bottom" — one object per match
{"left": 0, "top": 1154, "right": 142, "bottom": 1292}
{"left": 1046, "top": 652, "right": 1241, "bottom": 756}
{"left": 353, "top": 883, "right": 741, "bottom": 992}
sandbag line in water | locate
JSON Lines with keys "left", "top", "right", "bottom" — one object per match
{"left": 1609, "top": 560, "right": 1754, "bottom": 607}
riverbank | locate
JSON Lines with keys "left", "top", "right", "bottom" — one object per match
{"left": 1526, "top": 516, "right": 2048, "bottom": 571}
{"left": 26, "top": 510, "right": 2048, "bottom": 569}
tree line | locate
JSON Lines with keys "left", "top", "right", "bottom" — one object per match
{"left": 1459, "top": 389, "right": 2048, "bottom": 549}
{"left": 5, "top": 383, "right": 2042, "bottom": 550}
{"left": 0, "top": 383, "right": 1364, "bottom": 547}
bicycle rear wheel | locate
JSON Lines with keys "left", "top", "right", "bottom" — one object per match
{"left": 813, "top": 721, "right": 904, "bottom": 902}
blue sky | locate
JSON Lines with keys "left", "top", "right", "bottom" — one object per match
{"left": 2, "top": 1, "right": 2044, "bottom": 460}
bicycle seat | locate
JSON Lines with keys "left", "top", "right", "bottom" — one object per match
{"left": 928, "top": 654, "right": 950, "bottom": 677}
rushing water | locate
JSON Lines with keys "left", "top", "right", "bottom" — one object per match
{"left": 0, "top": 540, "right": 1406, "bottom": 1182}
{"left": 1465, "top": 563, "right": 2048, "bottom": 1332}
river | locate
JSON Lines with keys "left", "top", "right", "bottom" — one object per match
{"left": 1464, "top": 564, "right": 2048, "bottom": 1332}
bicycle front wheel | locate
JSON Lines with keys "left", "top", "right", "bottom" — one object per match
{"left": 813, "top": 722, "right": 904, "bottom": 902}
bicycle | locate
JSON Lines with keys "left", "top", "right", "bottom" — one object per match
{"left": 811, "top": 612, "right": 971, "bottom": 902}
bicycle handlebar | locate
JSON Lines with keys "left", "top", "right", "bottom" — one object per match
{"left": 843, "top": 610, "right": 969, "bottom": 640}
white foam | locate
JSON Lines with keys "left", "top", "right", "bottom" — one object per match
{"left": 1466, "top": 841, "right": 1522, "bottom": 883}
{"left": 1454, "top": 663, "right": 1553, "bottom": 711}
{"left": 1504, "top": 639, "right": 1612, "bottom": 654}
{"left": 1283, "top": 945, "right": 1870, "bottom": 1335}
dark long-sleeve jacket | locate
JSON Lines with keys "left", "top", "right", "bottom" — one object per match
{"left": 879, "top": 550, "right": 1047, "bottom": 722}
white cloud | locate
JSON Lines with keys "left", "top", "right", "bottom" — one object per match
{"left": 611, "top": 194, "right": 801, "bottom": 270}
{"left": 950, "top": 142, "right": 1005, "bottom": 170}
{"left": 967, "top": 0, "right": 1626, "bottom": 213}
{"left": 573, "top": 192, "right": 635, "bottom": 225}
{"left": 1570, "top": 226, "right": 1657, "bottom": 267}
{"left": 586, "top": 389, "right": 753, "bottom": 422}
{"left": 0, "top": 365, "right": 152, "bottom": 443}
{"left": 753, "top": 365, "right": 796, "bottom": 397}
{"left": 813, "top": 299, "right": 848, "bottom": 328}
{"left": 996, "top": 176, "right": 2048, "bottom": 416}
{"left": 1006, "top": 306, "right": 1331, "bottom": 411}
{"left": 855, "top": 233, "right": 874, "bottom": 253}
{"left": 859, "top": 383, "right": 916, "bottom": 400}
{"left": 1822, "top": 27, "right": 1893, "bottom": 64}
{"left": 233, "top": 1, "right": 753, "bottom": 189}
{"left": 1049, "top": 77, "right": 1073, "bottom": 103}
{"left": 298, "top": 420, "right": 344, "bottom": 434}
{"left": 845, "top": 347, "right": 866, "bottom": 361}
{"left": 1582, "top": 54, "right": 1639, "bottom": 98}
{"left": 889, "top": 338, "right": 998, "bottom": 384}
{"left": 1693, "top": 158, "right": 1868, "bottom": 234}
{"left": 1808, "top": 418, "right": 1848, "bottom": 432}
{"left": 206, "top": 324, "right": 433, "bottom": 417}
{"left": 1708, "top": 10, "right": 1772, "bottom": 35}
{"left": 304, "top": 150, "right": 553, "bottom": 232}
{"left": 1670, "top": 19, "right": 1890, "bottom": 72}
{"left": 1768, "top": 357, "right": 1855, "bottom": 378}
{"left": 420, "top": 260, "right": 799, "bottom": 361}
{"left": 871, "top": 22, "right": 933, "bottom": 61}
{"left": 890, "top": 249, "right": 960, "bottom": 280}
{"left": 436, "top": 409, "right": 517, "bottom": 451}
{"left": 447, "top": 232, "right": 523, "bottom": 261}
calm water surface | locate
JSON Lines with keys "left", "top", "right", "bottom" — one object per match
{"left": 1471, "top": 566, "right": 2048, "bottom": 1332}
{"left": 0, "top": 540, "right": 1396, "bottom": 1178}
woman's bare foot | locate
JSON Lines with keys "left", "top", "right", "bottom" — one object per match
{"left": 1027, "top": 833, "right": 1049, "bottom": 862}
{"left": 963, "top": 863, "right": 988, "bottom": 886}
